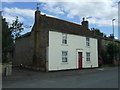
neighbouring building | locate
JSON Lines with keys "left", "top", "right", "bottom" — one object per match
{"left": 13, "top": 7, "right": 99, "bottom": 72}
{"left": 97, "top": 36, "right": 120, "bottom": 65}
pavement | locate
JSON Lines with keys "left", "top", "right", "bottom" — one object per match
{"left": 2, "top": 67, "right": 118, "bottom": 88}
{"left": 0, "top": 63, "right": 2, "bottom": 75}
{"left": 2, "top": 67, "right": 106, "bottom": 82}
{"left": 0, "top": 74, "right": 1, "bottom": 90}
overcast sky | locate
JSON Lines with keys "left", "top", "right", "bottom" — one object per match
{"left": 1, "top": 0, "right": 119, "bottom": 39}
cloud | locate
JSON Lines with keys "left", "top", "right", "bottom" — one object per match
{"left": 41, "top": 11, "right": 59, "bottom": 19}
{"left": 2, "top": 0, "right": 119, "bottom": 27}
{"left": 3, "top": 7, "right": 58, "bottom": 22}
{"left": 38, "top": 0, "right": 119, "bottom": 2}
{"left": 88, "top": 17, "right": 118, "bottom": 26}
{"left": 3, "top": 7, "right": 35, "bottom": 25}
{"left": 3, "top": 13, "right": 25, "bottom": 24}
{"left": 115, "top": 36, "right": 118, "bottom": 39}
{"left": 2, "top": 7, "right": 58, "bottom": 27}
{"left": 2, "top": 0, "right": 38, "bottom": 2}
{"left": 41, "top": 1, "right": 119, "bottom": 26}
{"left": 42, "top": 2, "right": 64, "bottom": 15}
{"left": 3, "top": 7, "right": 34, "bottom": 18}
{"left": 1, "top": 0, "right": 119, "bottom": 2}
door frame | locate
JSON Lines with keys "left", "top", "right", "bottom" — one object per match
{"left": 76, "top": 49, "right": 83, "bottom": 69}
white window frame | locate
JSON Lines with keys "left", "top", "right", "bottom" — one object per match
{"left": 62, "top": 33, "right": 67, "bottom": 44}
{"left": 86, "top": 37, "right": 90, "bottom": 46}
{"left": 62, "top": 51, "right": 68, "bottom": 62}
{"left": 86, "top": 52, "right": 90, "bottom": 61}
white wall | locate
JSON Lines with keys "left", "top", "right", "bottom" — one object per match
{"left": 48, "top": 31, "right": 98, "bottom": 71}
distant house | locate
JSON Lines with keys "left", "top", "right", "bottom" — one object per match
{"left": 13, "top": 7, "right": 99, "bottom": 72}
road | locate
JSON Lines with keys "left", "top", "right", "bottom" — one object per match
{"left": 2, "top": 67, "right": 118, "bottom": 88}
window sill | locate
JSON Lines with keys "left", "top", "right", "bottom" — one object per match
{"left": 61, "top": 44, "right": 68, "bottom": 46}
{"left": 86, "top": 61, "right": 91, "bottom": 63}
{"left": 61, "top": 62, "right": 68, "bottom": 65}
{"left": 86, "top": 46, "right": 90, "bottom": 48}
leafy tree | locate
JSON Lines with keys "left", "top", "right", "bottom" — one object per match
{"left": 2, "top": 16, "right": 24, "bottom": 63}
{"left": 105, "top": 41, "right": 119, "bottom": 64}
{"left": 9, "top": 16, "right": 24, "bottom": 39}
{"left": 91, "top": 28, "right": 106, "bottom": 37}
{"left": 103, "top": 34, "right": 107, "bottom": 37}
{"left": 2, "top": 18, "right": 13, "bottom": 63}
{"left": 118, "top": 43, "right": 120, "bottom": 61}
{"left": 108, "top": 34, "right": 114, "bottom": 39}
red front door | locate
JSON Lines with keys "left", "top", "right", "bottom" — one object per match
{"left": 78, "top": 52, "right": 82, "bottom": 69}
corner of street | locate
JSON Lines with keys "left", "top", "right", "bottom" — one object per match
{"left": 2, "top": 66, "right": 118, "bottom": 88}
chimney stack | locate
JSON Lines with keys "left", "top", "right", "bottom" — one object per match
{"left": 35, "top": 7, "right": 41, "bottom": 25}
{"left": 81, "top": 17, "right": 89, "bottom": 29}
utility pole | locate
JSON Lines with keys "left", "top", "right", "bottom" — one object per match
{"left": 112, "top": 19, "right": 116, "bottom": 64}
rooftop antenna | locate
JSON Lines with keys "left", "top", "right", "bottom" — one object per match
{"left": 36, "top": 2, "right": 45, "bottom": 11}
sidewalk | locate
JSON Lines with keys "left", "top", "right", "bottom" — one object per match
{"left": 2, "top": 67, "right": 118, "bottom": 84}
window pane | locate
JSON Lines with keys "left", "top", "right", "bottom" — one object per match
{"left": 86, "top": 37, "right": 90, "bottom": 46}
{"left": 86, "top": 37, "right": 89, "bottom": 41}
{"left": 62, "top": 52, "right": 67, "bottom": 56}
{"left": 62, "top": 58, "right": 67, "bottom": 62}
{"left": 86, "top": 52, "right": 90, "bottom": 61}
{"left": 62, "top": 51, "right": 68, "bottom": 62}
{"left": 65, "top": 40, "right": 67, "bottom": 44}
{"left": 62, "top": 33, "right": 67, "bottom": 44}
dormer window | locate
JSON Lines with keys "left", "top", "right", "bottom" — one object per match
{"left": 86, "top": 37, "right": 90, "bottom": 46}
{"left": 62, "top": 33, "right": 67, "bottom": 44}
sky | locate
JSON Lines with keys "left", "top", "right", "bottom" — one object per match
{"left": 1, "top": 0, "right": 120, "bottom": 39}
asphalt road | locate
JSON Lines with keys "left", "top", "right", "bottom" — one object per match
{"left": 2, "top": 67, "right": 118, "bottom": 88}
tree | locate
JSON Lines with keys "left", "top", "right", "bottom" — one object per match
{"left": 91, "top": 28, "right": 106, "bottom": 37}
{"left": 9, "top": 16, "right": 24, "bottom": 39}
{"left": 2, "top": 18, "right": 13, "bottom": 63}
{"left": 2, "top": 16, "right": 24, "bottom": 63}
{"left": 108, "top": 34, "right": 114, "bottom": 39}
{"left": 105, "top": 41, "right": 119, "bottom": 64}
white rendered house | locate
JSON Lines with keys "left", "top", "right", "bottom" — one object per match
{"left": 48, "top": 31, "right": 98, "bottom": 71}
{"left": 14, "top": 8, "right": 99, "bottom": 72}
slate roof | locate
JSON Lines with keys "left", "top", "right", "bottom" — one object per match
{"left": 17, "top": 13, "right": 120, "bottom": 43}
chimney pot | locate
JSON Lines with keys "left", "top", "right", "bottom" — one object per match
{"left": 36, "top": 7, "right": 40, "bottom": 11}
{"left": 83, "top": 17, "right": 85, "bottom": 21}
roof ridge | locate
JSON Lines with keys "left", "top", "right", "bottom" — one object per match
{"left": 41, "top": 14, "right": 82, "bottom": 27}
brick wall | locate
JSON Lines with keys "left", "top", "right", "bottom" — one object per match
{"left": 13, "top": 31, "right": 34, "bottom": 66}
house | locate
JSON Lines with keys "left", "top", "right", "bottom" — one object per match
{"left": 13, "top": 7, "right": 99, "bottom": 72}
{"left": 97, "top": 36, "right": 120, "bottom": 65}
